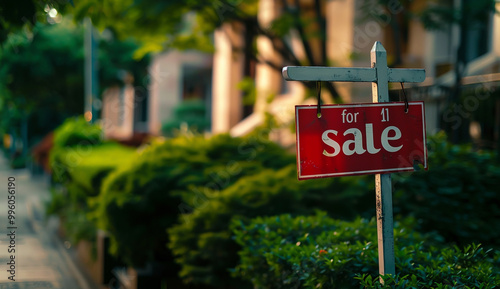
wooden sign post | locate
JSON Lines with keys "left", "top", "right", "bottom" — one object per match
{"left": 283, "top": 42, "right": 426, "bottom": 277}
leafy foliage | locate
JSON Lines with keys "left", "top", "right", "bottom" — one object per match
{"left": 0, "top": 19, "right": 150, "bottom": 152}
{"left": 0, "top": 0, "right": 36, "bottom": 43}
{"left": 53, "top": 116, "right": 102, "bottom": 147}
{"left": 0, "top": 20, "right": 85, "bottom": 136}
{"left": 67, "top": 0, "right": 342, "bottom": 100}
{"left": 394, "top": 132, "right": 500, "bottom": 248}
{"left": 168, "top": 165, "right": 374, "bottom": 288}
{"left": 233, "top": 212, "right": 500, "bottom": 289}
{"left": 98, "top": 35, "right": 150, "bottom": 88}
{"left": 69, "top": 0, "right": 258, "bottom": 55}
{"left": 94, "top": 134, "right": 295, "bottom": 270}
{"left": 48, "top": 117, "right": 136, "bottom": 244}
{"left": 161, "top": 99, "right": 210, "bottom": 136}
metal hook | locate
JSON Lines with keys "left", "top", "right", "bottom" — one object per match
{"left": 316, "top": 81, "right": 322, "bottom": 118}
{"left": 400, "top": 82, "right": 409, "bottom": 113}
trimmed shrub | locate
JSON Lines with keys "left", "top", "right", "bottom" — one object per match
{"left": 52, "top": 116, "right": 102, "bottom": 148}
{"left": 168, "top": 132, "right": 500, "bottom": 288}
{"left": 394, "top": 132, "right": 500, "bottom": 248}
{"left": 47, "top": 117, "right": 136, "bottom": 244}
{"left": 47, "top": 142, "right": 135, "bottom": 243}
{"left": 168, "top": 165, "right": 374, "bottom": 288}
{"left": 95, "top": 134, "right": 295, "bottom": 271}
{"left": 162, "top": 99, "right": 210, "bottom": 136}
{"left": 232, "top": 212, "right": 500, "bottom": 289}
{"left": 52, "top": 142, "right": 136, "bottom": 194}
{"left": 50, "top": 116, "right": 103, "bottom": 184}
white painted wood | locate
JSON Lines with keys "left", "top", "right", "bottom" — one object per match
{"left": 283, "top": 67, "right": 424, "bottom": 83}
{"left": 283, "top": 66, "right": 376, "bottom": 82}
{"left": 371, "top": 41, "right": 396, "bottom": 278}
{"left": 387, "top": 68, "right": 425, "bottom": 83}
{"left": 371, "top": 42, "right": 390, "bottom": 102}
{"left": 282, "top": 41, "right": 425, "bottom": 280}
{"left": 374, "top": 173, "right": 395, "bottom": 276}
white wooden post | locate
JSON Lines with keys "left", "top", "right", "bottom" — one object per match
{"left": 282, "top": 41, "right": 425, "bottom": 279}
{"left": 371, "top": 42, "right": 395, "bottom": 276}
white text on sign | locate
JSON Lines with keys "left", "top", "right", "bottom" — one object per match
{"left": 323, "top": 108, "right": 402, "bottom": 156}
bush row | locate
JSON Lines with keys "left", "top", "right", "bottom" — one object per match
{"left": 232, "top": 212, "right": 500, "bottom": 288}
{"left": 48, "top": 119, "right": 500, "bottom": 288}
{"left": 167, "top": 164, "right": 374, "bottom": 287}
{"left": 47, "top": 117, "right": 136, "bottom": 243}
{"left": 394, "top": 132, "right": 500, "bottom": 247}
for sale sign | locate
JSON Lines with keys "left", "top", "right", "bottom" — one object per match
{"left": 295, "top": 101, "right": 427, "bottom": 180}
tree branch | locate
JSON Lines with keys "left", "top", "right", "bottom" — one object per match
{"left": 314, "top": 0, "right": 327, "bottom": 65}
{"left": 224, "top": 5, "right": 341, "bottom": 102}
{"left": 253, "top": 19, "right": 301, "bottom": 66}
{"left": 292, "top": 0, "right": 316, "bottom": 66}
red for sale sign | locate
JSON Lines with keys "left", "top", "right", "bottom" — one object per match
{"left": 295, "top": 101, "right": 427, "bottom": 180}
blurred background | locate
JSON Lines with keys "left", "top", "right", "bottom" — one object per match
{"left": 1, "top": 0, "right": 500, "bottom": 288}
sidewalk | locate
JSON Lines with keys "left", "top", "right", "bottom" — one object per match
{"left": 0, "top": 157, "right": 101, "bottom": 289}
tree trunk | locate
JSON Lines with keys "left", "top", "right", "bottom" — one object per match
{"left": 450, "top": 0, "right": 469, "bottom": 143}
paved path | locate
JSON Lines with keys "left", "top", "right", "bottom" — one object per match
{"left": 0, "top": 157, "right": 100, "bottom": 289}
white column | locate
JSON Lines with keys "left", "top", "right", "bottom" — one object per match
{"left": 254, "top": 0, "right": 282, "bottom": 113}
{"left": 212, "top": 24, "right": 244, "bottom": 133}
{"left": 493, "top": 2, "right": 500, "bottom": 56}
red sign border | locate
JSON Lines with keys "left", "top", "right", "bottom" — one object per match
{"left": 295, "top": 101, "right": 428, "bottom": 179}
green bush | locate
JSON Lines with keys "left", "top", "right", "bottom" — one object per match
{"left": 162, "top": 99, "right": 210, "bottom": 136}
{"left": 47, "top": 117, "right": 136, "bottom": 244}
{"left": 168, "top": 165, "right": 374, "bottom": 288}
{"left": 168, "top": 132, "right": 500, "bottom": 288}
{"left": 47, "top": 142, "right": 136, "bottom": 244}
{"left": 95, "top": 134, "right": 295, "bottom": 271}
{"left": 394, "top": 132, "right": 500, "bottom": 248}
{"left": 232, "top": 213, "right": 500, "bottom": 289}
{"left": 52, "top": 116, "right": 102, "bottom": 148}
{"left": 51, "top": 142, "right": 136, "bottom": 194}
{"left": 10, "top": 153, "right": 28, "bottom": 169}
{"left": 50, "top": 116, "right": 103, "bottom": 184}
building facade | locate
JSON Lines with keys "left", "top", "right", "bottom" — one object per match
{"left": 102, "top": 0, "right": 500, "bottom": 145}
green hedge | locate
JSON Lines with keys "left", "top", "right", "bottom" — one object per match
{"left": 47, "top": 117, "right": 136, "bottom": 244}
{"left": 50, "top": 116, "right": 103, "bottom": 185}
{"left": 162, "top": 99, "right": 210, "bottom": 136}
{"left": 232, "top": 212, "right": 500, "bottom": 289}
{"left": 53, "top": 116, "right": 102, "bottom": 148}
{"left": 51, "top": 142, "right": 136, "bottom": 194}
{"left": 168, "top": 132, "right": 500, "bottom": 288}
{"left": 394, "top": 132, "right": 500, "bottom": 248}
{"left": 95, "top": 134, "right": 296, "bottom": 271}
{"left": 168, "top": 165, "right": 374, "bottom": 288}
{"left": 51, "top": 128, "right": 500, "bottom": 288}
{"left": 47, "top": 142, "right": 136, "bottom": 243}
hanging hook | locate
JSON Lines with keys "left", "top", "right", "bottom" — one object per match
{"left": 400, "top": 82, "right": 409, "bottom": 113}
{"left": 316, "top": 81, "right": 322, "bottom": 118}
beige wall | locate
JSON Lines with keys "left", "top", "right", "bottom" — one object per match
{"left": 101, "top": 85, "right": 135, "bottom": 140}
{"left": 148, "top": 50, "right": 212, "bottom": 135}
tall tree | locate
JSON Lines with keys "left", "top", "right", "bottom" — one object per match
{"left": 0, "top": 0, "right": 37, "bottom": 43}
{"left": 0, "top": 19, "right": 85, "bottom": 158}
{"left": 0, "top": 17, "right": 149, "bottom": 159}
{"left": 0, "top": 0, "right": 76, "bottom": 44}
{"left": 358, "top": 0, "right": 411, "bottom": 66}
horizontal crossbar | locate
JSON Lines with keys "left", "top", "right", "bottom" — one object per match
{"left": 282, "top": 66, "right": 425, "bottom": 83}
